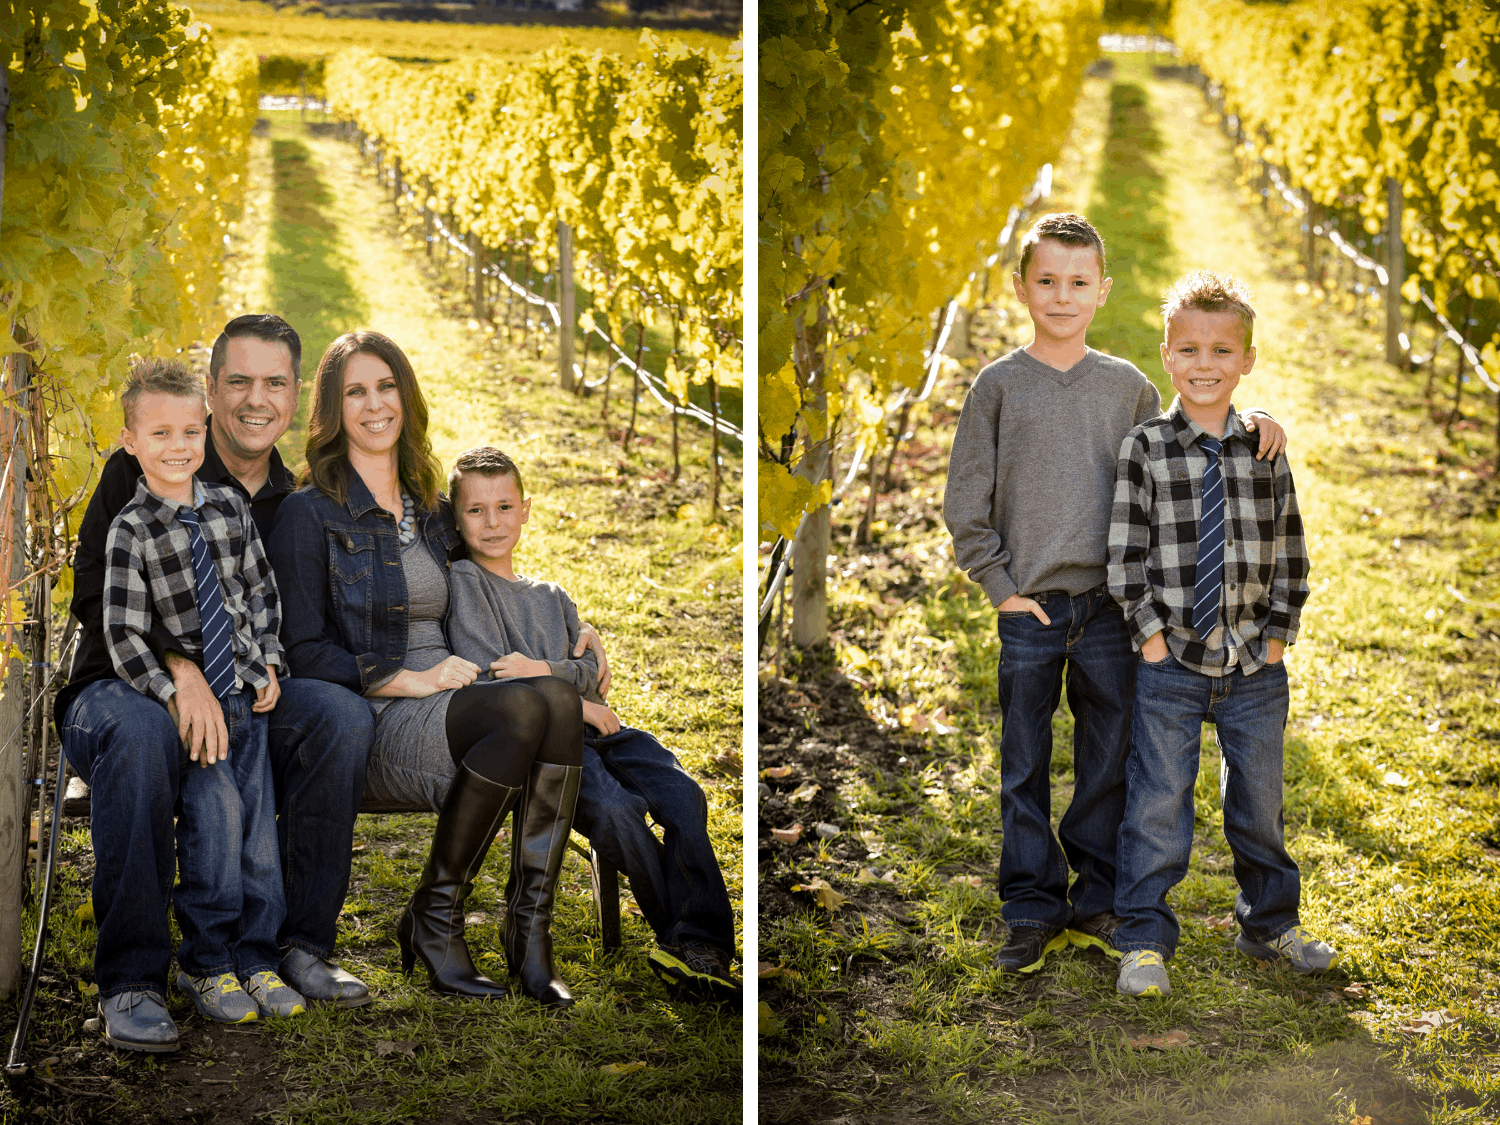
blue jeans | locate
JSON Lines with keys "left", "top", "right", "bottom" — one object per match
{"left": 265, "top": 678, "right": 373, "bottom": 958}
{"left": 574, "top": 727, "right": 735, "bottom": 955}
{"left": 173, "top": 691, "right": 282, "bottom": 978}
{"left": 1113, "top": 654, "right": 1300, "bottom": 957}
{"left": 995, "top": 587, "right": 1136, "bottom": 932}
{"left": 62, "top": 677, "right": 372, "bottom": 996}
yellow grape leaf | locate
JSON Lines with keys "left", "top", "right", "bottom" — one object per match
{"left": 758, "top": 460, "right": 830, "bottom": 540}
{"left": 600, "top": 1062, "right": 649, "bottom": 1075}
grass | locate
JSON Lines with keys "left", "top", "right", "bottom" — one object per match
{"left": 2, "top": 109, "right": 742, "bottom": 1125}
{"left": 759, "top": 56, "right": 1500, "bottom": 1125}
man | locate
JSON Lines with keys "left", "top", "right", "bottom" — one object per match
{"left": 60, "top": 316, "right": 375, "bottom": 1051}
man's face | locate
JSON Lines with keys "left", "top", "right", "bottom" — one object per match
{"left": 207, "top": 336, "right": 299, "bottom": 463}
{"left": 1012, "top": 238, "right": 1112, "bottom": 347}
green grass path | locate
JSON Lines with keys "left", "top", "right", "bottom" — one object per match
{"left": 4, "top": 113, "right": 743, "bottom": 1125}
{"left": 759, "top": 54, "right": 1500, "bottom": 1125}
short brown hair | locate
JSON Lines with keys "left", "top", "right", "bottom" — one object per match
{"left": 1017, "top": 212, "right": 1107, "bottom": 281}
{"left": 209, "top": 314, "right": 302, "bottom": 387}
{"left": 449, "top": 447, "right": 525, "bottom": 506}
{"left": 1161, "top": 270, "right": 1257, "bottom": 348}
{"left": 302, "top": 330, "right": 443, "bottom": 511}
{"left": 120, "top": 358, "right": 205, "bottom": 429}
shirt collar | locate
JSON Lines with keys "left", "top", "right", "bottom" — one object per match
{"left": 200, "top": 422, "right": 295, "bottom": 501}
{"left": 131, "top": 475, "right": 216, "bottom": 523}
{"left": 1164, "top": 395, "right": 1252, "bottom": 450}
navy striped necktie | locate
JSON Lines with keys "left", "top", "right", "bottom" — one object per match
{"left": 178, "top": 506, "right": 237, "bottom": 698}
{"left": 1191, "top": 435, "right": 1225, "bottom": 640}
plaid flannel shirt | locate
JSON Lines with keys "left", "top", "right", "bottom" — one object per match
{"left": 1107, "top": 399, "right": 1310, "bottom": 676}
{"left": 104, "top": 477, "right": 283, "bottom": 707}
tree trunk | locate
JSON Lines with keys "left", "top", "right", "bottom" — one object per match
{"left": 1385, "top": 177, "right": 1404, "bottom": 367}
{"left": 558, "top": 222, "right": 575, "bottom": 392}
{"left": 791, "top": 302, "right": 831, "bottom": 648}
{"left": 624, "top": 322, "right": 645, "bottom": 453}
{"left": 708, "top": 375, "right": 721, "bottom": 518}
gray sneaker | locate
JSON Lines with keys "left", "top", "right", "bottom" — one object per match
{"left": 99, "top": 990, "right": 180, "bottom": 1053}
{"left": 1235, "top": 925, "right": 1339, "bottom": 973}
{"left": 176, "top": 971, "right": 259, "bottom": 1024}
{"left": 243, "top": 970, "right": 307, "bottom": 1018}
{"left": 1116, "top": 949, "right": 1171, "bottom": 997}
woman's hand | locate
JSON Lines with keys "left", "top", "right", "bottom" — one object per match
{"left": 575, "top": 622, "right": 610, "bottom": 697}
{"left": 582, "top": 700, "right": 621, "bottom": 736}
{"left": 370, "top": 656, "right": 481, "bottom": 698}
{"left": 490, "top": 653, "right": 551, "bottom": 681}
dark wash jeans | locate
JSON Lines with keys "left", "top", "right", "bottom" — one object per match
{"left": 574, "top": 726, "right": 735, "bottom": 956}
{"left": 995, "top": 586, "right": 1135, "bottom": 932}
{"left": 1112, "top": 654, "right": 1300, "bottom": 958}
{"left": 62, "top": 677, "right": 373, "bottom": 997}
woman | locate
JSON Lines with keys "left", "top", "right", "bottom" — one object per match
{"left": 268, "top": 329, "right": 583, "bottom": 1007}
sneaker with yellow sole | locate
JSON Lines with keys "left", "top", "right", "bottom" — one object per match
{"left": 243, "top": 970, "right": 307, "bottom": 1018}
{"left": 176, "top": 971, "right": 259, "bottom": 1024}
{"left": 1116, "top": 950, "right": 1171, "bottom": 997}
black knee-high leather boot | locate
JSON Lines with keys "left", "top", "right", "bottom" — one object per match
{"left": 398, "top": 765, "right": 521, "bottom": 998}
{"left": 503, "top": 760, "right": 582, "bottom": 1007}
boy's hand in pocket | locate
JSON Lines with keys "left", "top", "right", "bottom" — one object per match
{"left": 998, "top": 594, "right": 1051, "bottom": 625}
{"left": 1141, "top": 632, "right": 1169, "bottom": 663}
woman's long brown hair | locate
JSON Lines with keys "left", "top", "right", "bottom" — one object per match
{"left": 302, "top": 330, "right": 443, "bottom": 511}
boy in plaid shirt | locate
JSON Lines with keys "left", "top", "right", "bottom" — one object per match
{"left": 1106, "top": 271, "right": 1333, "bottom": 998}
{"left": 103, "top": 359, "right": 304, "bottom": 1023}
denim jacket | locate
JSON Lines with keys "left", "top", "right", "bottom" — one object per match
{"left": 267, "top": 472, "right": 460, "bottom": 692}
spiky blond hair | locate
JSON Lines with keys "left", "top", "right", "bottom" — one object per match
{"left": 1162, "top": 270, "right": 1257, "bottom": 348}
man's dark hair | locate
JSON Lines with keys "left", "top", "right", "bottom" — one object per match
{"left": 1017, "top": 212, "right": 1107, "bottom": 281}
{"left": 208, "top": 314, "right": 302, "bottom": 387}
{"left": 449, "top": 446, "right": 526, "bottom": 505}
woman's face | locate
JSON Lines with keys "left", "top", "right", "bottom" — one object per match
{"left": 341, "top": 351, "right": 404, "bottom": 460}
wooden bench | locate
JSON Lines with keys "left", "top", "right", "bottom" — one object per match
{"left": 58, "top": 775, "right": 623, "bottom": 951}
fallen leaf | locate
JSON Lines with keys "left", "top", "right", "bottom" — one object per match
{"left": 374, "top": 1040, "right": 417, "bottom": 1058}
{"left": 600, "top": 1061, "right": 649, "bottom": 1076}
{"left": 1318, "top": 990, "right": 1346, "bottom": 1005}
{"left": 624, "top": 900, "right": 643, "bottom": 917}
{"left": 1205, "top": 912, "right": 1236, "bottom": 932}
{"left": 762, "top": 766, "right": 794, "bottom": 780}
{"left": 710, "top": 749, "right": 742, "bottom": 774}
{"left": 771, "top": 823, "right": 803, "bottom": 844}
{"left": 1124, "top": 1029, "right": 1191, "bottom": 1050}
{"left": 791, "top": 877, "right": 847, "bottom": 912}
{"left": 1344, "top": 983, "right": 1369, "bottom": 998}
{"left": 790, "top": 782, "right": 820, "bottom": 804}
{"left": 758, "top": 962, "right": 801, "bottom": 982}
{"left": 1383, "top": 770, "right": 1411, "bottom": 787}
{"left": 1397, "top": 1009, "right": 1462, "bottom": 1035}
{"left": 758, "top": 1001, "right": 784, "bottom": 1036}
{"left": 859, "top": 830, "right": 884, "bottom": 858}
{"left": 855, "top": 867, "right": 883, "bottom": 883}
{"left": 949, "top": 874, "right": 984, "bottom": 888}
{"left": 77, "top": 981, "right": 98, "bottom": 997}
{"left": 1255, "top": 959, "right": 1275, "bottom": 972}
{"left": 928, "top": 705, "right": 957, "bottom": 735}
{"left": 465, "top": 913, "right": 487, "bottom": 925}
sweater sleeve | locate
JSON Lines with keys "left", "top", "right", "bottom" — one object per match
{"left": 942, "top": 374, "right": 1018, "bottom": 606}
{"left": 444, "top": 563, "right": 513, "bottom": 670}
{"left": 548, "top": 589, "right": 600, "bottom": 698}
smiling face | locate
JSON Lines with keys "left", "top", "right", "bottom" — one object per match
{"left": 1012, "top": 237, "right": 1112, "bottom": 348}
{"left": 454, "top": 470, "right": 531, "bottom": 577}
{"left": 120, "top": 392, "right": 208, "bottom": 504}
{"left": 1160, "top": 307, "right": 1257, "bottom": 431}
{"left": 340, "top": 351, "right": 404, "bottom": 461}
{"left": 206, "top": 336, "right": 298, "bottom": 466}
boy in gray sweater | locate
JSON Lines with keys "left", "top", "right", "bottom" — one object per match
{"left": 444, "top": 447, "right": 739, "bottom": 1002}
{"left": 942, "top": 213, "right": 1286, "bottom": 974}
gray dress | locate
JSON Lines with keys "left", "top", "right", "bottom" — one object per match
{"left": 361, "top": 538, "right": 460, "bottom": 811}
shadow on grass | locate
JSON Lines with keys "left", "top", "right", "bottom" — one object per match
{"left": 266, "top": 135, "right": 366, "bottom": 468}
{"left": 1089, "top": 76, "right": 1176, "bottom": 399}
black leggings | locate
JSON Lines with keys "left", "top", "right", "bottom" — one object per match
{"left": 444, "top": 676, "right": 584, "bottom": 788}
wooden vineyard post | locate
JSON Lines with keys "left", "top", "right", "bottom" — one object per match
{"left": 422, "top": 177, "right": 433, "bottom": 260}
{"left": 791, "top": 302, "right": 831, "bottom": 648}
{"left": 393, "top": 156, "right": 402, "bottom": 207}
{"left": 558, "top": 222, "right": 576, "bottom": 392}
{"left": 299, "top": 69, "right": 306, "bottom": 125}
{"left": 1303, "top": 189, "right": 1317, "bottom": 281}
{"left": 470, "top": 234, "right": 484, "bottom": 320}
{"left": 708, "top": 373, "right": 722, "bottom": 518}
{"left": 1386, "top": 177, "right": 1405, "bottom": 367}
{"left": 0, "top": 347, "right": 27, "bottom": 999}
{"left": 624, "top": 322, "right": 645, "bottom": 452}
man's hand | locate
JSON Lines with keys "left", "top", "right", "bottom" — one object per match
{"left": 575, "top": 622, "right": 610, "bottom": 698}
{"left": 998, "top": 594, "right": 1051, "bottom": 625}
{"left": 164, "top": 651, "right": 228, "bottom": 766}
{"left": 1243, "top": 411, "right": 1287, "bottom": 461}
{"left": 582, "top": 700, "right": 621, "bottom": 736}
{"left": 1266, "top": 638, "right": 1285, "bottom": 664}
{"left": 490, "top": 653, "right": 551, "bottom": 681}
{"left": 253, "top": 666, "right": 281, "bottom": 713}
{"left": 1140, "top": 632, "right": 1170, "bottom": 663}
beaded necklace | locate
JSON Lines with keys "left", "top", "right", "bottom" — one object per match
{"left": 397, "top": 490, "right": 417, "bottom": 546}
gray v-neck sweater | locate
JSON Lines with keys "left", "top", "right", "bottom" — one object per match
{"left": 943, "top": 346, "right": 1161, "bottom": 605}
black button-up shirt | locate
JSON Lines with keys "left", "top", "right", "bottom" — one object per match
{"left": 57, "top": 423, "right": 296, "bottom": 728}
